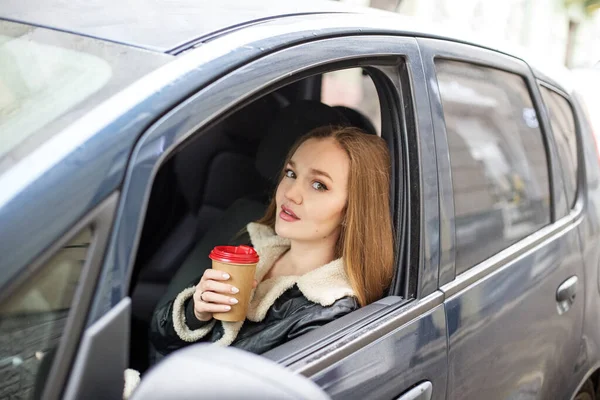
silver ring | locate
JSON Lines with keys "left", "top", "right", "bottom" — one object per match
{"left": 199, "top": 291, "right": 206, "bottom": 302}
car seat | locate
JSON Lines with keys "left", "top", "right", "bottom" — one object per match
{"left": 132, "top": 94, "right": 286, "bottom": 318}
{"left": 333, "top": 105, "right": 378, "bottom": 136}
{"left": 129, "top": 94, "right": 287, "bottom": 371}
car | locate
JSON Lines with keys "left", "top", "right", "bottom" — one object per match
{"left": 1, "top": 1, "right": 599, "bottom": 399}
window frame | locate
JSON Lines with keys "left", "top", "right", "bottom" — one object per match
{"left": 538, "top": 80, "right": 582, "bottom": 214}
{"left": 108, "top": 33, "right": 440, "bottom": 375}
{"left": 112, "top": 35, "right": 434, "bottom": 303}
{"left": 0, "top": 192, "right": 118, "bottom": 400}
{"left": 417, "top": 37, "right": 574, "bottom": 294}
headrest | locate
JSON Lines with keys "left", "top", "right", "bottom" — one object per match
{"left": 223, "top": 93, "right": 288, "bottom": 142}
{"left": 333, "top": 106, "right": 378, "bottom": 136}
{"left": 255, "top": 101, "right": 349, "bottom": 185}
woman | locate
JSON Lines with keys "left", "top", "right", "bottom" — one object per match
{"left": 149, "top": 125, "right": 395, "bottom": 357}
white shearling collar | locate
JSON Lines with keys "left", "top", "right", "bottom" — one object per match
{"left": 246, "top": 222, "right": 354, "bottom": 313}
{"left": 172, "top": 222, "right": 355, "bottom": 347}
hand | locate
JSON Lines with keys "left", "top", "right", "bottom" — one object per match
{"left": 192, "top": 270, "right": 258, "bottom": 322}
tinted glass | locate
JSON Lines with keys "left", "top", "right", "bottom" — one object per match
{"left": 436, "top": 60, "right": 551, "bottom": 274}
{"left": 321, "top": 68, "right": 381, "bottom": 135}
{"left": 540, "top": 86, "right": 578, "bottom": 210}
{"left": 0, "top": 228, "right": 92, "bottom": 399}
{"left": 0, "top": 20, "right": 169, "bottom": 176}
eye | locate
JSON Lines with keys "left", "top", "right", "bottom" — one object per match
{"left": 284, "top": 169, "right": 296, "bottom": 179}
{"left": 312, "top": 181, "right": 328, "bottom": 191}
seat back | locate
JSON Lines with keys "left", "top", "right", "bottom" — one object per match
{"left": 174, "top": 94, "right": 286, "bottom": 234}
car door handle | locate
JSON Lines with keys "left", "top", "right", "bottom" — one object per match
{"left": 556, "top": 276, "right": 578, "bottom": 315}
{"left": 396, "top": 381, "right": 433, "bottom": 400}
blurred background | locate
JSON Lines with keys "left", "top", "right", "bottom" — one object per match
{"left": 340, "top": 0, "right": 599, "bottom": 69}
{"left": 324, "top": 0, "right": 599, "bottom": 137}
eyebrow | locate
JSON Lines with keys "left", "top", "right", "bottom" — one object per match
{"left": 288, "top": 160, "right": 333, "bottom": 181}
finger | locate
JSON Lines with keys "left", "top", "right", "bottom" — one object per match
{"left": 203, "top": 269, "right": 231, "bottom": 281}
{"left": 196, "top": 302, "right": 231, "bottom": 314}
{"left": 252, "top": 279, "right": 258, "bottom": 288}
{"left": 200, "top": 291, "right": 239, "bottom": 306}
{"left": 202, "top": 279, "right": 239, "bottom": 295}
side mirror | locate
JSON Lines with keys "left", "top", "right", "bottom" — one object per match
{"left": 130, "top": 344, "right": 331, "bottom": 400}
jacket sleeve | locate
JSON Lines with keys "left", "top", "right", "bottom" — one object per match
{"left": 286, "top": 298, "right": 358, "bottom": 341}
{"left": 149, "top": 281, "right": 217, "bottom": 356}
{"left": 232, "top": 297, "right": 358, "bottom": 355}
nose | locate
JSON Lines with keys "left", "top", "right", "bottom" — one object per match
{"left": 284, "top": 180, "right": 303, "bottom": 204}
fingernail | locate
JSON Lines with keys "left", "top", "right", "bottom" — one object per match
{"left": 230, "top": 298, "right": 238, "bottom": 304}
{"left": 225, "top": 306, "right": 231, "bottom": 311}
{"left": 231, "top": 287, "right": 239, "bottom": 294}
{"left": 222, "top": 273, "right": 230, "bottom": 279}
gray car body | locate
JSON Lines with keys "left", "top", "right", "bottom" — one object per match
{"left": 1, "top": 1, "right": 598, "bottom": 399}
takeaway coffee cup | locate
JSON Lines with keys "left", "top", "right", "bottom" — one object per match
{"left": 209, "top": 245, "right": 259, "bottom": 322}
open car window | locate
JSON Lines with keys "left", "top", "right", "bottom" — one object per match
{"left": 127, "top": 64, "right": 407, "bottom": 373}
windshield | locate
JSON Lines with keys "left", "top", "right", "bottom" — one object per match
{"left": 0, "top": 20, "right": 170, "bottom": 175}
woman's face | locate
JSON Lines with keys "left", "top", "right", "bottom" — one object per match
{"left": 275, "top": 137, "right": 350, "bottom": 243}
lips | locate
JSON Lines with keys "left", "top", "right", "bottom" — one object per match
{"left": 280, "top": 205, "right": 300, "bottom": 222}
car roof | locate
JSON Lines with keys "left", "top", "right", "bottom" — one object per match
{"left": 0, "top": 0, "right": 373, "bottom": 53}
{"left": 0, "top": 0, "right": 573, "bottom": 88}
{"left": 4, "top": 0, "right": 578, "bottom": 86}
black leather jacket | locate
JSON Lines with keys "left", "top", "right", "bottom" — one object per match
{"left": 149, "top": 284, "right": 358, "bottom": 357}
{"left": 148, "top": 223, "right": 359, "bottom": 361}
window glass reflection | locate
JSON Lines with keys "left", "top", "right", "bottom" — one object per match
{"left": 540, "top": 86, "right": 578, "bottom": 210}
{"left": 436, "top": 60, "right": 551, "bottom": 273}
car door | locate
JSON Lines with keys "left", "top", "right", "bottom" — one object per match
{"left": 419, "top": 38, "right": 585, "bottom": 399}
{"left": 104, "top": 15, "right": 448, "bottom": 400}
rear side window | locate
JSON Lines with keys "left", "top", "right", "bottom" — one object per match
{"left": 539, "top": 86, "right": 578, "bottom": 210}
{"left": 436, "top": 59, "right": 551, "bottom": 274}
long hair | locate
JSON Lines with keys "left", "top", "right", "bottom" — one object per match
{"left": 255, "top": 126, "right": 394, "bottom": 307}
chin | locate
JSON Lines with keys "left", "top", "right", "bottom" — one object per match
{"left": 276, "top": 221, "right": 329, "bottom": 243}
{"left": 275, "top": 220, "right": 306, "bottom": 241}
{"left": 274, "top": 221, "right": 292, "bottom": 239}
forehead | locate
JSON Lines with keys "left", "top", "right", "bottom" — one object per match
{"left": 291, "top": 137, "right": 349, "bottom": 172}
{"left": 292, "top": 138, "right": 349, "bottom": 163}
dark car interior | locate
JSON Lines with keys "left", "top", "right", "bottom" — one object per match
{"left": 127, "top": 67, "right": 407, "bottom": 372}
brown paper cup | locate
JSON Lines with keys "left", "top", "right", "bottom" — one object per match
{"left": 211, "top": 260, "right": 257, "bottom": 322}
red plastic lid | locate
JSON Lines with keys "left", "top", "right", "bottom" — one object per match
{"left": 209, "top": 245, "right": 259, "bottom": 264}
